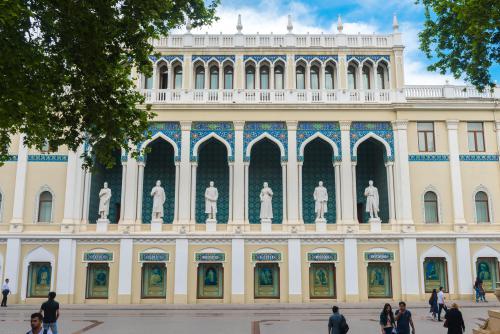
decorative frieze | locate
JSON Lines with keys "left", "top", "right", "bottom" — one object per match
{"left": 28, "top": 155, "right": 68, "bottom": 162}
{"left": 408, "top": 154, "right": 450, "bottom": 162}
{"left": 149, "top": 55, "right": 184, "bottom": 63}
{"left": 243, "top": 122, "right": 288, "bottom": 162}
{"left": 294, "top": 55, "right": 338, "bottom": 63}
{"left": 190, "top": 122, "right": 235, "bottom": 162}
{"left": 140, "top": 122, "right": 182, "bottom": 162}
{"left": 296, "top": 122, "right": 341, "bottom": 161}
{"left": 243, "top": 55, "right": 286, "bottom": 63}
{"left": 192, "top": 55, "right": 235, "bottom": 63}
{"left": 350, "top": 122, "right": 394, "bottom": 161}
{"left": 459, "top": 154, "right": 499, "bottom": 162}
{"left": 347, "top": 55, "right": 390, "bottom": 63}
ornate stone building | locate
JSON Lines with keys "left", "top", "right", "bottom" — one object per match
{"left": 0, "top": 15, "right": 499, "bottom": 304}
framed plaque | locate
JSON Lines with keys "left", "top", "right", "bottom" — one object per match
{"left": 27, "top": 262, "right": 52, "bottom": 298}
{"left": 477, "top": 257, "right": 499, "bottom": 292}
{"left": 86, "top": 263, "right": 109, "bottom": 299}
{"left": 197, "top": 263, "right": 223, "bottom": 299}
{"left": 367, "top": 263, "right": 392, "bottom": 298}
{"left": 141, "top": 263, "right": 166, "bottom": 298}
{"left": 254, "top": 263, "right": 280, "bottom": 298}
{"left": 309, "top": 263, "right": 336, "bottom": 298}
{"left": 424, "top": 257, "right": 448, "bottom": 292}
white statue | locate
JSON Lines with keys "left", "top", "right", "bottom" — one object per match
{"left": 313, "top": 181, "right": 328, "bottom": 220}
{"left": 98, "top": 182, "right": 112, "bottom": 220}
{"left": 204, "top": 181, "right": 218, "bottom": 220}
{"left": 364, "top": 180, "right": 380, "bottom": 219}
{"left": 150, "top": 180, "right": 166, "bottom": 221}
{"left": 259, "top": 182, "right": 273, "bottom": 220}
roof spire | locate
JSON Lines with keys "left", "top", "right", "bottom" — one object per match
{"left": 236, "top": 14, "right": 243, "bottom": 33}
{"left": 287, "top": 14, "right": 293, "bottom": 33}
{"left": 337, "top": 14, "right": 343, "bottom": 33}
{"left": 392, "top": 13, "right": 399, "bottom": 32}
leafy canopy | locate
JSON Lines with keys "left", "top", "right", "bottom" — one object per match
{"left": 418, "top": 0, "right": 499, "bottom": 90}
{"left": 0, "top": 0, "right": 218, "bottom": 167}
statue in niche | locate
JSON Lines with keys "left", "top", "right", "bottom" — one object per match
{"left": 259, "top": 182, "right": 273, "bottom": 220}
{"left": 98, "top": 182, "right": 112, "bottom": 220}
{"left": 151, "top": 180, "right": 166, "bottom": 221}
{"left": 313, "top": 181, "right": 328, "bottom": 220}
{"left": 364, "top": 180, "right": 380, "bottom": 220}
{"left": 204, "top": 181, "right": 218, "bottom": 220}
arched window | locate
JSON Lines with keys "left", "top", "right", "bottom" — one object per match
{"left": 362, "top": 65, "right": 371, "bottom": 90}
{"left": 310, "top": 65, "right": 319, "bottom": 89}
{"left": 347, "top": 65, "right": 356, "bottom": 89}
{"left": 209, "top": 65, "right": 219, "bottom": 89}
{"left": 296, "top": 65, "right": 305, "bottom": 89}
{"left": 195, "top": 66, "right": 205, "bottom": 89}
{"left": 173, "top": 65, "right": 182, "bottom": 89}
{"left": 274, "top": 65, "right": 284, "bottom": 89}
{"left": 246, "top": 65, "right": 255, "bottom": 89}
{"left": 424, "top": 191, "right": 439, "bottom": 223}
{"left": 260, "top": 65, "right": 270, "bottom": 90}
{"left": 325, "top": 65, "right": 335, "bottom": 89}
{"left": 377, "top": 65, "right": 388, "bottom": 89}
{"left": 158, "top": 65, "right": 168, "bottom": 89}
{"left": 143, "top": 74, "right": 153, "bottom": 90}
{"left": 38, "top": 191, "right": 53, "bottom": 223}
{"left": 224, "top": 66, "right": 233, "bottom": 89}
{"left": 475, "top": 191, "right": 490, "bottom": 223}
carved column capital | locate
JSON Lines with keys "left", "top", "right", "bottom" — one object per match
{"left": 339, "top": 120, "right": 351, "bottom": 131}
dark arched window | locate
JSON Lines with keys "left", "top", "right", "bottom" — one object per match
{"left": 362, "top": 65, "right": 371, "bottom": 90}
{"left": 38, "top": 191, "right": 53, "bottom": 223}
{"left": 173, "top": 65, "right": 182, "bottom": 89}
{"left": 475, "top": 191, "right": 490, "bottom": 223}
{"left": 377, "top": 65, "right": 388, "bottom": 89}
{"left": 310, "top": 65, "right": 319, "bottom": 89}
{"left": 195, "top": 66, "right": 205, "bottom": 89}
{"left": 260, "top": 65, "right": 270, "bottom": 90}
{"left": 296, "top": 65, "right": 305, "bottom": 89}
{"left": 224, "top": 66, "right": 233, "bottom": 89}
{"left": 274, "top": 65, "right": 284, "bottom": 89}
{"left": 158, "top": 65, "right": 168, "bottom": 89}
{"left": 347, "top": 65, "right": 356, "bottom": 89}
{"left": 246, "top": 65, "right": 255, "bottom": 89}
{"left": 325, "top": 65, "right": 335, "bottom": 89}
{"left": 143, "top": 74, "right": 153, "bottom": 89}
{"left": 424, "top": 191, "right": 438, "bottom": 223}
{"left": 209, "top": 65, "right": 219, "bottom": 89}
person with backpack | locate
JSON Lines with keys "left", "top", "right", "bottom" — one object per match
{"left": 429, "top": 289, "right": 438, "bottom": 320}
{"left": 328, "top": 305, "right": 349, "bottom": 334}
{"left": 380, "top": 303, "right": 396, "bottom": 334}
{"left": 40, "top": 291, "right": 59, "bottom": 334}
{"left": 27, "top": 312, "right": 53, "bottom": 334}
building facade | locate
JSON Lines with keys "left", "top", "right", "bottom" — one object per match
{"left": 1, "top": 16, "right": 500, "bottom": 305}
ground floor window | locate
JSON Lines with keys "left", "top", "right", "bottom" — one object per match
{"left": 367, "top": 263, "right": 392, "bottom": 298}
{"left": 477, "top": 257, "right": 499, "bottom": 292}
{"left": 27, "top": 262, "right": 51, "bottom": 298}
{"left": 424, "top": 257, "right": 448, "bottom": 292}
{"left": 141, "top": 263, "right": 166, "bottom": 298}
{"left": 197, "top": 263, "right": 223, "bottom": 299}
{"left": 309, "top": 263, "right": 336, "bottom": 298}
{"left": 86, "top": 263, "right": 109, "bottom": 299}
{"left": 254, "top": 263, "right": 280, "bottom": 298}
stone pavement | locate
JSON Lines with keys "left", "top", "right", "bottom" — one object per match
{"left": 0, "top": 301, "right": 495, "bottom": 334}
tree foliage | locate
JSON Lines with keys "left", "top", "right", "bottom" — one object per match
{"left": 418, "top": 0, "right": 499, "bottom": 90}
{"left": 0, "top": 0, "right": 218, "bottom": 167}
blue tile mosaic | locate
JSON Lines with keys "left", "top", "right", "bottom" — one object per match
{"left": 408, "top": 154, "right": 450, "bottom": 162}
{"left": 243, "top": 55, "right": 286, "bottom": 63}
{"left": 296, "top": 122, "right": 341, "bottom": 161}
{"left": 294, "top": 55, "right": 338, "bottom": 63}
{"left": 139, "top": 122, "right": 181, "bottom": 162}
{"left": 28, "top": 155, "right": 68, "bottom": 162}
{"left": 459, "top": 154, "right": 499, "bottom": 162}
{"left": 192, "top": 55, "right": 235, "bottom": 63}
{"left": 149, "top": 55, "right": 184, "bottom": 63}
{"left": 350, "top": 122, "right": 394, "bottom": 161}
{"left": 243, "top": 122, "right": 288, "bottom": 162}
{"left": 346, "top": 55, "right": 390, "bottom": 63}
{"left": 190, "top": 122, "right": 235, "bottom": 162}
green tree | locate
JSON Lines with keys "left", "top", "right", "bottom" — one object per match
{"left": 418, "top": 0, "right": 499, "bottom": 91}
{"left": 0, "top": 0, "right": 218, "bottom": 167}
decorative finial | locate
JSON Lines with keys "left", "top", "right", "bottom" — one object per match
{"left": 236, "top": 14, "right": 243, "bottom": 33}
{"left": 392, "top": 13, "right": 399, "bottom": 32}
{"left": 287, "top": 14, "right": 293, "bottom": 33}
{"left": 337, "top": 14, "right": 343, "bottom": 33}
{"left": 186, "top": 17, "right": 192, "bottom": 33}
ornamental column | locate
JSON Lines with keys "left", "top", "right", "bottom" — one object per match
{"left": 399, "top": 238, "right": 420, "bottom": 300}
{"left": 288, "top": 239, "right": 302, "bottom": 302}
{"left": 298, "top": 162, "right": 303, "bottom": 221}
{"left": 119, "top": 158, "right": 127, "bottom": 222}
{"left": 174, "top": 162, "right": 180, "bottom": 222}
{"left": 344, "top": 238, "right": 359, "bottom": 302}
{"left": 190, "top": 162, "right": 198, "bottom": 223}
{"left": 495, "top": 121, "right": 500, "bottom": 166}
{"left": 286, "top": 121, "right": 299, "bottom": 224}
{"left": 62, "top": 145, "right": 85, "bottom": 230}
{"left": 117, "top": 238, "right": 133, "bottom": 304}
{"left": 228, "top": 162, "right": 234, "bottom": 222}
{"left": 446, "top": 120, "right": 466, "bottom": 227}
{"left": 10, "top": 134, "right": 28, "bottom": 230}
{"left": 232, "top": 121, "right": 245, "bottom": 224}
{"left": 135, "top": 161, "right": 145, "bottom": 224}
{"left": 339, "top": 121, "right": 356, "bottom": 227}
{"left": 231, "top": 238, "right": 245, "bottom": 303}
{"left": 122, "top": 153, "right": 138, "bottom": 229}
{"left": 55, "top": 239, "right": 76, "bottom": 304}
{"left": 244, "top": 162, "right": 250, "bottom": 222}
{"left": 4, "top": 239, "right": 21, "bottom": 301}
{"left": 455, "top": 238, "right": 473, "bottom": 298}
{"left": 385, "top": 162, "right": 396, "bottom": 223}
{"left": 333, "top": 161, "right": 342, "bottom": 223}
{"left": 178, "top": 121, "right": 192, "bottom": 224}
{"left": 174, "top": 238, "right": 189, "bottom": 304}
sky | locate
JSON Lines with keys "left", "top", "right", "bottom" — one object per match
{"left": 189, "top": 0, "right": 499, "bottom": 86}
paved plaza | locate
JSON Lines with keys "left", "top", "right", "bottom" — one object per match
{"left": 0, "top": 301, "right": 495, "bottom": 334}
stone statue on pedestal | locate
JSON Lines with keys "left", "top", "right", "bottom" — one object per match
{"left": 204, "top": 181, "right": 218, "bottom": 221}
{"left": 150, "top": 180, "right": 166, "bottom": 221}
{"left": 313, "top": 181, "right": 328, "bottom": 220}
{"left": 260, "top": 182, "right": 273, "bottom": 220}
{"left": 98, "top": 182, "right": 112, "bottom": 220}
{"left": 364, "top": 180, "right": 380, "bottom": 219}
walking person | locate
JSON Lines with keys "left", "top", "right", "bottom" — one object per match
{"left": 40, "top": 292, "right": 59, "bottom": 334}
{"left": 444, "top": 303, "right": 465, "bottom": 334}
{"left": 437, "top": 286, "right": 446, "bottom": 321}
{"left": 27, "top": 312, "right": 53, "bottom": 334}
{"left": 328, "top": 305, "right": 349, "bottom": 334}
{"left": 479, "top": 281, "right": 487, "bottom": 302}
{"left": 379, "top": 303, "right": 395, "bottom": 334}
{"left": 429, "top": 289, "right": 438, "bottom": 320}
{"left": 474, "top": 277, "right": 482, "bottom": 303}
{"left": 1, "top": 278, "right": 10, "bottom": 307}
{"left": 395, "top": 301, "right": 416, "bottom": 334}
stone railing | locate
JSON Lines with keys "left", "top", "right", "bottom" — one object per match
{"left": 405, "top": 85, "right": 499, "bottom": 99}
{"left": 139, "top": 89, "right": 404, "bottom": 104}
{"left": 151, "top": 33, "right": 396, "bottom": 49}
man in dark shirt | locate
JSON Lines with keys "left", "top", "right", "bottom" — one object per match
{"left": 395, "top": 301, "right": 415, "bottom": 334}
{"left": 40, "top": 292, "right": 59, "bottom": 334}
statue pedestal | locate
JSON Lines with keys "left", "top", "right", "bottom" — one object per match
{"left": 206, "top": 218, "right": 217, "bottom": 232}
{"left": 151, "top": 219, "right": 163, "bottom": 232}
{"left": 315, "top": 218, "right": 327, "bottom": 232}
{"left": 261, "top": 219, "right": 272, "bottom": 233}
{"left": 369, "top": 217, "right": 382, "bottom": 232}
{"left": 96, "top": 219, "right": 109, "bottom": 233}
